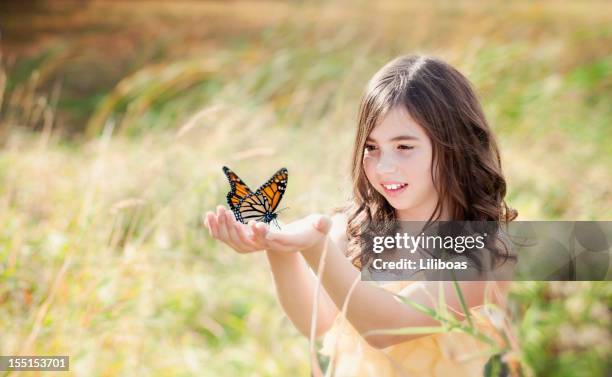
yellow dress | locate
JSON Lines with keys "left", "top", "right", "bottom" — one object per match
{"left": 319, "top": 281, "right": 504, "bottom": 377}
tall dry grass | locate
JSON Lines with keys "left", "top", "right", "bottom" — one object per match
{"left": 1, "top": 1, "right": 611, "bottom": 376}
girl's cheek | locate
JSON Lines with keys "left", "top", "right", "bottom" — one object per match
{"left": 362, "top": 155, "right": 378, "bottom": 182}
{"left": 362, "top": 154, "right": 376, "bottom": 168}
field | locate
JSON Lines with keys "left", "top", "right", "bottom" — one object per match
{"left": 1, "top": 1, "right": 611, "bottom": 376}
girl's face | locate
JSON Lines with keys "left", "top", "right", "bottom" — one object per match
{"left": 363, "top": 106, "right": 440, "bottom": 221}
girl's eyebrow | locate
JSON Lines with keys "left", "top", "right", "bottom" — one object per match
{"left": 366, "top": 135, "right": 419, "bottom": 142}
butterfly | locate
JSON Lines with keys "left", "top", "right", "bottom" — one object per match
{"left": 223, "top": 166, "right": 288, "bottom": 227}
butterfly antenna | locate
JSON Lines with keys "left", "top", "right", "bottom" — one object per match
{"left": 277, "top": 206, "right": 290, "bottom": 214}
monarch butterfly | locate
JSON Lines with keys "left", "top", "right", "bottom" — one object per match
{"left": 223, "top": 166, "right": 288, "bottom": 227}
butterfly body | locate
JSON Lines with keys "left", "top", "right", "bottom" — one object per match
{"left": 223, "top": 166, "right": 288, "bottom": 226}
{"left": 258, "top": 211, "right": 278, "bottom": 224}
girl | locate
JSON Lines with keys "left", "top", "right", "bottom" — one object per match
{"left": 204, "top": 55, "right": 517, "bottom": 376}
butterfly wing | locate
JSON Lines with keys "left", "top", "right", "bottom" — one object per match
{"left": 233, "top": 168, "right": 288, "bottom": 224}
{"left": 255, "top": 167, "right": 288, "bottom": 214}
{"left": 223, "top": 166, "right": 255, "bottom": 211}
{"left": 233, "top": 193, "right": 269, "bottom": 224}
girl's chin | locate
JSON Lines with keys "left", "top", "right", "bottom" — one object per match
{"left": 385, "top": 197, "right": 413, "bottom": 210}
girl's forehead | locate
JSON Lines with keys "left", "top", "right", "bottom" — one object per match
{"left": 367, "top": 107, "right": 426, "bottom": 141}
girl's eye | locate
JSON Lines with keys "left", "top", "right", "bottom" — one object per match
{"left": 398, "top": 145, "right": 414, "bottom": 150}
{"left": 364, "top": 144, "right": 377, "bottom": 152}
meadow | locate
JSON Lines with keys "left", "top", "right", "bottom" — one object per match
{"left": 0, "top": 1, "right": 611, "bottom": 376}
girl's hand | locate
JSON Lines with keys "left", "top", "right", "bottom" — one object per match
{"left": 261, "top": 213, "right": 333, "bottom": 253}
{"left": 203, "top": 206, "right": 332, "bottom": 254}
{"left": 204, "top": 206, "right": 261, "bottom": 253}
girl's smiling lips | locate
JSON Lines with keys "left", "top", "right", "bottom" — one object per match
{"left": 380, "top": 181, "right": 408, "bottom": 196}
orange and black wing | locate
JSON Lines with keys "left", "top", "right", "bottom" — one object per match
{"left": 255, "top": 167, "right": 288, "bottom": 214}
{"left": 223, "top": 166, "right": 254, "bottom": 211}
{"left": 234, "top": 192, "right": 269, "bottom": 224}
{"left": 233, "top": 167, "right": 288, "bottom": 224}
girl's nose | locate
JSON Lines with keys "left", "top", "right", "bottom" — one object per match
{"left": 376, "top": 155, "right": 398, "bottom": 174}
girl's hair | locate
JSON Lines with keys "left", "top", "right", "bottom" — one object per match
{"left": 345, "top": 54, "right": 517, "bottom": 270}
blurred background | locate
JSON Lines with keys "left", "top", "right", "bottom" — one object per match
{"left": 0, "top": 1, "right": 610, "bottom": 376}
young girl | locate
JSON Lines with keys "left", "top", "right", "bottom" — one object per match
{"left": 204, "top": 55, "right": 517, "bottom": 376}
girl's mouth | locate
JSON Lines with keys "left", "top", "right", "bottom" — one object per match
{"left": 381, "top": 182, "right": 408, "bottom": 196}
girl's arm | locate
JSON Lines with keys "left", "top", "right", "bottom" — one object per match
{"left": 204, "top": 207, "right": 339, "bottom": 339}
{"left": 298, "top": 231, "right": 506, "bottom": 349}
{"left": 260, "top": 213, "right": 350, "bottom": 339}
{"left": 262, "top": 214, "right": 508, "bottom": 349}
{"left": 265, "top": 249, "right": 338, "bottom": 339}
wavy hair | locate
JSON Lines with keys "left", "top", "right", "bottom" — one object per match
{"left": 345, "top": 55, "right": 517, "bottom": 270}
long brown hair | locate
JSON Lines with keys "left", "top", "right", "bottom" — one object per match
{"left": 345, "top": 54, "right": 517, "bottom": 270}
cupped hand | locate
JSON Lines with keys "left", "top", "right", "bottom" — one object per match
{"left": 203, "top": 205, "right": 332, "bottom": 254}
